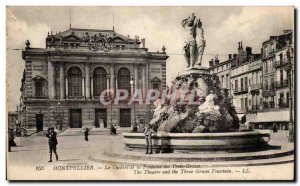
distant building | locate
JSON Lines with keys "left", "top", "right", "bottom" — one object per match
{"left": 256, "top": 30, "right": 294, "bottom": 129}
{"left": 21, "top": 27, "right": 168, "bottom": 131}
{"left": 8, "top": 111, "right": 18, "bottom": 129}
{"left": 208, "top": 31, "right": 294, "bottom": 129}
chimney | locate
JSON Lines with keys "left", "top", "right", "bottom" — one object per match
{"left": 229, "top": 54, "right": 232, "bottom": 59}
{"left": 238, "top": 42, "right": 240, "bottom": 50}
{"left": 246, "top": 46, "right": 252, "bottom": 61}
{"left": 240, "top": 41, "right": 243, "bottom": 50}
{"left": 209, "top": 59, "right": 214, "bottom": 67}
{"left": 246, "top": 47, "right": 252, "bottom": 55}
{"left": 214, "top": 55, "right": 219, "bottom": 65}
{"left": 233, "top": 53, "right": 237, "bottom": 58}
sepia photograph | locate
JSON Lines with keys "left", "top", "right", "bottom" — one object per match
{"left": 6, "top": 6, "right": 295, "bottom": 181}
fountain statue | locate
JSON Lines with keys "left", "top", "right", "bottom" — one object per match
{"left": 148, "top": 13, "right": 239, "bottom": 134}
{"left": 123, "top": 14, "right": 270, "bottom": 151}
{"left": 182, "top": 13, "right": 206, "bottom": 68}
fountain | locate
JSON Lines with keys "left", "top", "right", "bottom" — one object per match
{"left": 123, "top": 13, "right": 270, "bottom": 152}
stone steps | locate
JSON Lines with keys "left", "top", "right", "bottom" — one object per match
{"left": 57, "top": 128, "right": 132, "bottom": 136}
{"left": 88, "top": 152, "right": 294, "bottom": 168}
{"left": 102, "top": 148, "right": 294, "bottom": 162}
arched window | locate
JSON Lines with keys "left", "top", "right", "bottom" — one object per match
{"left": 68, "top": 67, "right": 82, "bottom": 97}
{"left": 93, "top": 67, "right": 107, "bottom": 96}
{"left": 118, "top": 68, "right": 131, "bottom": 93}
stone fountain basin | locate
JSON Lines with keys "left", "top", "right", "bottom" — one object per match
{"left": 123, "top": 130, "right": 271, "bottom": 151}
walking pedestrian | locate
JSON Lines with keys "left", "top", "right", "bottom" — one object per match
{"left": 144, "top": 125, "right": 155, "bottom": 154}
{"left": 46, "top": 127, "right": 58, "bottom": 162}
{"left": 272, "top": 123, "right": 278, "bottom": 133}
{"left": 84, "top": 127, "right": 90, "bottom": 141}
{"left": 8, "top": 128, "right": 16, "bottom": 152}
{"left": 110, "top": 125, "right": 117, "bottom": 135}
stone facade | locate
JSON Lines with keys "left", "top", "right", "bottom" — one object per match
{"left": 208, "top": 30, "right": 294, "bottom": 129}
{"left": 21, "top": 28, "right": 168, "bottom": 131}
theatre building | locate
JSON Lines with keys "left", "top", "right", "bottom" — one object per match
{"left": 21, "top": 28, "right": 168, "bottom": 131}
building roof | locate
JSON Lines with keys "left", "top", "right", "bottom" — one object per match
{"left": 50, "top": 28, "right": 138, "bottom": 43}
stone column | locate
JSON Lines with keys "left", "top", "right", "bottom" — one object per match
{"left": 82, "top": 77, "right": 85, "bottom": 97}
{"left": 142, "top": 65, "right": 146, "bottom": 99}
{"left": 115, "top": 75, "right": 118, "bottom": 94}
{"left": 85, "top": 65, "right": 90, "bottom": 99}
{"left": 106, "top": 75, "right": 110, "bottom": 92}
{"left": 145, "top": 63, "right": 149, "bottom": 94}
{"left": 90, "top": 75, "right": 94, "bottom": 98}
{"left": 59, "top": 64, "right": 65, "bottom": 99}
{"left": 48, "top": 60, "right": 55, "bottom": 99}
{"left": 65, "top": 78, "right": 68, "bottom": 98}
{"left": 134, "top": 65, "right": 138, "bottom": 93}
{"left": 110, "top": 65, "right": 115, "bottom": 96}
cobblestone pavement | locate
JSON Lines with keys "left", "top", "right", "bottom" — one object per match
{"left": 8, "top": 130, "right": 292, "bottom": 165}
{"left": 7, "top": 130, "right": 294, "bottom": 180}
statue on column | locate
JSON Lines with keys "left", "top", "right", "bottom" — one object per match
{"left": 182, "top": 13, "right": 206, "bottom": 68}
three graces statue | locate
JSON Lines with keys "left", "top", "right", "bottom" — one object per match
{"left": 182, "top": 13, "right": 206, "bottom": 68}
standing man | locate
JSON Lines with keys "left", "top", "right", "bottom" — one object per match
{"left": 144, "top": 125, "right": 155, "bottom": 154}
{"left": 84, "top": 127, "right": 90, "bottom": 141}
{"left": 46, "top": 127, "right": 58, "bottom": 162}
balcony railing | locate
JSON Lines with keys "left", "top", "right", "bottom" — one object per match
{"left": 251, "top": 105, "right": 260, "bottom": 111}
{"left": 263, "top": 101, "right": 275, "bottom": 109}
{"left": 250, "top": 83, "right": 262, "bottom": 90}
{"left": 275, "top": 60, "right": 289, "bottom": 68}
{"left": 275, "top": 80, "right": 288, "bottom": 88}
{"left": 249, "top": 64, "right": 262, "bottom": 71}
{"left": 234, "top": 87, "right": 248, "bottom": 94}
{"left": 263, "top": 51, "right": 275, "bottom": 59}
{"left": 278, "top": 102, "right": 289, "bottom": 108}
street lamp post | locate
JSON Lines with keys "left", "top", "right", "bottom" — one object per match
{"left": 47, "top": 99, "right": 51, "bottom": 128}
{"left": 285, "top": 41, "right": 294, "bottom": 143}
{"left": 130, "top": 76, "right": 136, "bottom": 128}
{"left": 53, "top": 99, "right": 64, "bottom": 130}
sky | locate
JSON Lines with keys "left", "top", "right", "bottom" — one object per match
{"left": 6, "top": 6, "right": 294, "bottom": 111}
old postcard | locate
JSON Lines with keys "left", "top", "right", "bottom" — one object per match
{"left": 6, "top": 6, "right": 295, "bottom": 180}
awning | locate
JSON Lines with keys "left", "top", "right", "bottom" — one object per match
{"left": 254, "top": 110, "right": 290, "bottom": 122}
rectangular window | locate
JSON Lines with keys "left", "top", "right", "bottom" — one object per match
{"left": 153, "top": 83, "right": 160, "bottom": 90}
{"left": 245, "top": 77, "right": 248, "bottom": 90}
{"left": 226, "top": 74, "right": 229, "bottom": 87}
{"left": 280, "top": 69, "right": 284, "bottom": 84}
{"left": 245, "top": 98, "right": 248, "bottom": 109}
{"left": 279, "top": 53, "right": 283, "bottom": 64}
{"left": 221, "top": 75, "right": 224, "bottom": 88}
{"left": 241, "top": 78, "right": 244, "bottom": 91}
{"left": 241, "top": 98, "right": 244, "bottom": 109}
{"left": 35, "top": 81, "right": 43, "bottom": 97}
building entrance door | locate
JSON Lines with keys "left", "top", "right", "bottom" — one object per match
{"left": 70, "top": 109, "right": 82, "bottom": 128}
{"left": 95, "top": 109, "right": 107, "bottom": 128}
{"left": 36, "top": 114, "right": 43, "bottom": 131}
{"left": 120, "top": 109, "right": 131, "bottom": 127}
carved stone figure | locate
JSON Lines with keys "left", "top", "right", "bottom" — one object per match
{"left": 197, "top": 94, "right": 220, "bottom": 115}
{"left": 182, "top": 13, "right": 206, "bottom": 68}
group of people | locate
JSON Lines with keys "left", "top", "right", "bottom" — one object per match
{"left": 13, "top": 122, "right": 155, "bottom": 163}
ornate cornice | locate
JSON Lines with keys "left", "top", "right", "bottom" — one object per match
{"left": 22, "top": 48, "right": 169, "bottom": 61}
